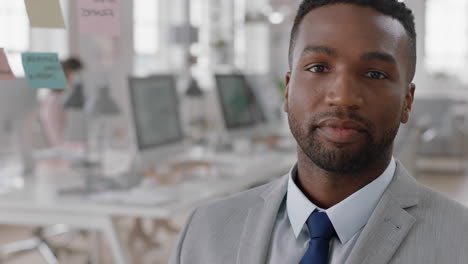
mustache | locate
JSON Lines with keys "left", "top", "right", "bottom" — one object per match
{"left": 311, "top": 109, "right": 374, "bottom": 134}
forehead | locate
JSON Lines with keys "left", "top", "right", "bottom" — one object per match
{"left": 293, "top": 4, "right": 409, "bottom": 64}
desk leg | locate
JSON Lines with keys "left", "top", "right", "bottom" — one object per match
{"left": 89, "top": 231, "right": 102, "bottom": 264}
{"left": 103, "top": 217, "right": 131, "bottom": 264}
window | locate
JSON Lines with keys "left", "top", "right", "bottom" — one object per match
{"left": 134, "top": 0, "right": 159, "bottom": 55}
{"left": 0, "top": 0, "right": 29, "bottom": 76}
{"left": 0, "top": 0, "right": 69, "bottom": 77}
{"left": 426, "top": 0, "right": 468, "bottom": 83}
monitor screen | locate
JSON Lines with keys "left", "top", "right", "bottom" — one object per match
{"left": 215, "top": 74, "right": 264, "bottom": 129}
{"left": 245, "top": 74, "right": 284, "bottom": 123}
{"left": 129, "top": 75, "right": 183, "bottom": 151}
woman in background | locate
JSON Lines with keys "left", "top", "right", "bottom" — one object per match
{"left": 39, "top": 57, "right": 83, "bottom": 147}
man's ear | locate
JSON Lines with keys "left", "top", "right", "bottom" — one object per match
{"left": 284, "top": 72, "right": 291, "bottom": 113}
{"left": 401, "top": 83, "right": 415, "bottom": 124}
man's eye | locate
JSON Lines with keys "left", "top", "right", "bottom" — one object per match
{"left": 308, "top": 65, "right": 328, "bottom": 73}
{"left": 365, "top": 71, "right": 387, "bottom": 79}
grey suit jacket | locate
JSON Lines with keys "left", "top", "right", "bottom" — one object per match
{"left": 170, "top": 161, "right": 468, "bottom": 264}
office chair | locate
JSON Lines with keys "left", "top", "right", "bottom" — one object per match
{"left": 0, "top": 224, "right": 90, "bottom": 264}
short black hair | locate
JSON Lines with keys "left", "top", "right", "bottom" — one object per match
{"left": 61, "top": 57, "right": 83, "bottom": 73}
{"left": 288, "top": 0, "right": 416, "bottom": 82}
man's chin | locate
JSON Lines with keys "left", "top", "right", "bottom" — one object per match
{"left": 315, "top": 159, "right": 367, "bottom": 174}
{"left": 305, "top": 147, "right": 372, "bottom": 173}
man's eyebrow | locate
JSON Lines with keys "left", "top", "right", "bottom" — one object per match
{"left": 361, "top": 52, "right": 397, "bottom": 65}
{"left": 301, "top": 45, "right": 338, "bottom": 57}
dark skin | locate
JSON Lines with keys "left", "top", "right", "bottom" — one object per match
{"left": 284, "top": 4, "right": 416, "bottom": 209}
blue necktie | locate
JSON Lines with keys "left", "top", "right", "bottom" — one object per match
{"left": 299, "top": 211, "right": 336, "bottom": 264}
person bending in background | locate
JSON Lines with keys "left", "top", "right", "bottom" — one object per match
{"left": 170, "top": 0, "right": 468, "bottom": 263}
{"left": 39, "top": 57, "right": 83, "bottom": 147}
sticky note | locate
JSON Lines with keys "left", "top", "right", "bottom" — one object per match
{"left": 0, "top": 49, "right": 16, "bottom": 80}
{"left": 24, "top": 0, "right": 66, "bottom": 28}
{"left": 79, "top": 0, "right": 121, "bottom": 36}
{"left": 21, "top": 53, "right": 68, "bottom": 89}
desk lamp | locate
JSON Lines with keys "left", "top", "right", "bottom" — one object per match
{"left": 85, "top": 86, "right": 120, "bottom": 187}
{"left": 86, "top": 86, "right": 120, "bottom": 116}
{"left": 185, "top": 77, "right": 208, "bottom": 145}
{"left": 59, "top": 86, "right": 120, "bottom": 195}
{"left": 185, "top": 78, "right": 203, "bottom": 97}
{"left": 62, "top": 83, "right": 85, "bottom": 109}
{"left": 61, "top": 82, "right": 90, "bottom": 147}
{"left": 86, "top": 85, "right": 120, "bottom": 164}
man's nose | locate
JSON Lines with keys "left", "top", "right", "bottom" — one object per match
{"left": 324, "top": 73, "right": 364, "bottom": 109}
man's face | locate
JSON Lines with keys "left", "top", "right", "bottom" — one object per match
{"left": 285, "top": 4, "right": 415, "bottom": 173}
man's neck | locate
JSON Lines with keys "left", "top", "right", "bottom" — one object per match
{"left": 295, "top": 149, "right": 391, "bottom": 209}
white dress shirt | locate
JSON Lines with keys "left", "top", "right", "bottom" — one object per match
{"left": 266, "top": 157, "right": 396, "bottom": 264}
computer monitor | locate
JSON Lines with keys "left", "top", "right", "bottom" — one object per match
{"left": 214, "top": 74, "right": 266, "bottom": 139}
{"left": 244, "top": 75, "right": 284, "bottom": 122}
{"left": 128, "top": 75, "right": 186, "bottom": 170}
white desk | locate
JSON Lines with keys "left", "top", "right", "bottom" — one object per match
{"left": 0, "top": 150, "right": 296, "bottom": 264}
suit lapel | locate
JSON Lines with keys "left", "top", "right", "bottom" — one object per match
{"left": 345, "top": 161, "right": 420, "bottom": 264}
{"left": 237, "top": 175, "right": 289, "bottom": 264}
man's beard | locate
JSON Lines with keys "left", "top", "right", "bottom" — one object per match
{"left": 288, "top": 109, "right": 399, "bottom": 174}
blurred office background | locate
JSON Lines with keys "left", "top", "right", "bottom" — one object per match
{"left": 0, "top": 0, "right": 468, "bottom": 263}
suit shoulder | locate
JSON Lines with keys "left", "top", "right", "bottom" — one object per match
{"left": 419, "top": 183, "right": 467, "bottom": 209}
{"left": 415, "top": 182, "right": 468, "bottom": 222}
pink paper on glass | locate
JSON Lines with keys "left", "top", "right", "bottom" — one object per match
{"left": 79, "top": 0, "right": 121, "bottom": 36}
{"left": 0, "top": 49, "right": 16, "bottom": 80}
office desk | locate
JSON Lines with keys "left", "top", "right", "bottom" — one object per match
{"left": 0, "top": 150, "right": 296, "bottom": 264}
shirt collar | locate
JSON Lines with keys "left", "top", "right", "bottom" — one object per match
{"left": 287, "top": 157, "right": 396, "bottom": 244}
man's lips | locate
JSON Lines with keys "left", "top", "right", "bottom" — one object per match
{"left": 316, "top": 119, "right": 367, "bottom": 143}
